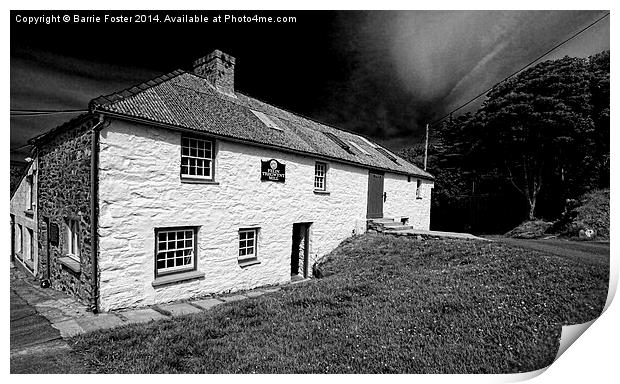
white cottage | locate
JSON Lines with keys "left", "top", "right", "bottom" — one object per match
{"left": 10, "top": 50, "right": 434, "bottom": 312}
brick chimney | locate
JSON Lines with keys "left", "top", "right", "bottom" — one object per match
{"left": 192, "top": 50, "right": 236, "bottom": 96}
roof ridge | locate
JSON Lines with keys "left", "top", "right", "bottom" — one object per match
{"left": 89, "top": 69, "right": 187, "bottom": 110}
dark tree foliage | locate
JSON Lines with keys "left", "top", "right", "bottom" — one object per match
{"left": 481, "top": 56, "right": 596, "bottom": 219}
{"left": 401, "top": 51, "right": 609, "bottom": 231}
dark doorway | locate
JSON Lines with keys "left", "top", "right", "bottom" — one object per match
{"left": 291, "top": 222, "right": 311, "bottom": 279}
{"left": 367, "top": 170, "right": 385, "bottom": 218}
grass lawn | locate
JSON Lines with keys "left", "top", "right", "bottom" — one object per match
{"left": 68, "top": 234, "right": 607, "bottom": 374}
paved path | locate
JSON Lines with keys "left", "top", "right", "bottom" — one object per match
{"left": 10, "top": 264, "right": 76, "bottom": 373}
{"left": 10, "top": 263, "right": 289, "bottom": 343}
{"left": 10, "top": 288, "right": 63, "bottom": 350}
{"left": 10, "top": 262, "right": 298, "bottom": 373}
{"left": 386, "top": 228, "right": 488, "bottom": 241}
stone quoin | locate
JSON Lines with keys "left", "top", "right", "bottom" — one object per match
{"left": 10, "top": 50, "right": 434, "bottom": 312}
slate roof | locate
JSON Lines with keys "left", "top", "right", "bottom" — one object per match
{"left": 89, "top": 70, "right": 433, "bottom": 179}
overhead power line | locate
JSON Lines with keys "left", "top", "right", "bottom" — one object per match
{"left": 429, "top": 11, "right": 610, "bottom": 127}
{"left": 10, "top": 109, "right": 88, "bottom": 116}
{"left": 10, "top": 142, "right": 34, "bottom": 152}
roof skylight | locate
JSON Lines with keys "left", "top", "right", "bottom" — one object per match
{"left": 359, "top": 136, "right": 377, "bottom": 148}
{"left": 250, "top": 109, "right": 283, "bottom": 131}
{"left": 348, "top": 141, "right": 371, "bottom": 155}
{"left": 323, "top": 132, "right": 354, "bottom": 154}
{"left": 376, "top": 147, "right": 399, "bottom": 164}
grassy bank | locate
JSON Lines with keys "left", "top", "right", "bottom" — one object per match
{"left": 68, "top": 234, "right": 607, "bottom": 374}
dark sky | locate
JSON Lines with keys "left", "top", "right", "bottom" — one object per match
{"left": 10, "top": 10, "right": 609, "bottom": 162}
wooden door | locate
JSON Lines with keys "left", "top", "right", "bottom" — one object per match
{"left": 367, "top": 171, "right": 384, "bottom": 218}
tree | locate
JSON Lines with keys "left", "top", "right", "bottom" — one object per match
{"left": 586, "top": 51, "right": 610, "bottom": 188}
{"left": 473, "top": 56, "right": 597, "bottom": 220}
{"left": 400, "top": 51, "right": 609, "bottom": 229}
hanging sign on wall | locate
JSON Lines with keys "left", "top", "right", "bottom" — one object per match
{"left": 261, "top": 159, "right": 286, "bottom": 183}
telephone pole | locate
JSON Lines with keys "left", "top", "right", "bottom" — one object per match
{"left": 423, "top": 123, "right": 429, "bottom": 171}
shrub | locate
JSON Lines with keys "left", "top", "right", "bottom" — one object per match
{"left": 556, "top": 189, "right": 609, "bottom": 240}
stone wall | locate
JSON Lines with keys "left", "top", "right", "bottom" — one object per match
{"left": 10, "top": 161, "right": 38, "bottom": 276}
{"left": 36, "top": 117, "right": 96, "bottom": 306}
{"left": 383, "top": 173, "right": 433, "bottom": 229}
{"left": 97, "top": 118, "right": 434, "bottom": 311}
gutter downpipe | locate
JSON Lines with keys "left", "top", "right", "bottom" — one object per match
{"left": 89, "top": 114, "right": 105, "bottom": 313}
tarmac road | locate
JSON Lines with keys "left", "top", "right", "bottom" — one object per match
{"left": 487, "top": 237, "right": 609, "bottom": 266}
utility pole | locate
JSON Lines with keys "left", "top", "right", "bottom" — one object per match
{"left": 423, "top": 123, "right": 429, "bottom": 171}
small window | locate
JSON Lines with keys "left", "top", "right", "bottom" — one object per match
{"left": 66, "top": 219, "right": 80, "bottom": 261}
{"left": 181, "top": 136, "right": 214, "bottom": 180}
{"left": 314, "top": 162, "right": 327, "bottom": 191}
{"left": 416, "top": 179, "right": 422, "bottom": 199}
{"left": 155, "top": 227, "right": 197, "bottom": 276}
{"left": 238, "top": 228, "right": 258, "bottom": 262}
{"left": 16, "top": 224, "right": 23, "bottom": 255}
{"left": 27, "top": 228, "right": 34, "bottom": 262}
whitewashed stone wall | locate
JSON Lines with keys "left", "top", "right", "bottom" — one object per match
{"left": 10, "top": 161, "right": 38, "bottom": 275}
{"left": 383, "top": 173, "right": 433, "bottom": 229}
{"left": 97, "top": 119, "right": 433, "bottom": 310}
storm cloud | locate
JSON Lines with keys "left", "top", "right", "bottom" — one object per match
{"left": 10, "top": 10, "right": 609, "bottom": 160}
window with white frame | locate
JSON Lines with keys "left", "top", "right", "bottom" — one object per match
{"left": 65, "top": 219, "right": 80, "bottom": 261}
{"left": 66, "top": 219, "right": 80, "bottom": 261}
{"left": 155, "top": 227, "right": 197, "bottom": 276}
{"left": 16, "top": 224, "right": 23, "bottom": 255}
{"left": 181, "top": 136, "right": 214, "bottom": 179}
{"left": 238, "top": 228, "right": 258, "bottom": 262}
{"left": 27, "top": 228, "right": 34, "bottom": 262}
{"left": 416, "top": 179, "right": 422, "bottom": 199}
{"left": 314, "top": 162, "right": 327, "bottom": 191}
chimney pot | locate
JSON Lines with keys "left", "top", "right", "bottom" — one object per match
{"left": 193, "top": 50, "right": 236, "bottom": 96}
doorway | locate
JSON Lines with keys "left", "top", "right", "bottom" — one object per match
{"left": 291, "top": 222, "right": 311, "bottom": 280}
{"left": 367, "top": 170, "right": 385, "bottom": 218}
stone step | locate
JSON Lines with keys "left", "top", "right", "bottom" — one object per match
{"left": 384, "top": 225, "right": 414, "bottom": 231}
{"left": 382, "top": 221, "right": 406, "bottom": 227}
{"left": 370, "top": 218, "right": 395, "bottom": 223}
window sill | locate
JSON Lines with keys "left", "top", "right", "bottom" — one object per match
{"left": 24, "top": 257, "right": 35, "bottom": 270}
{"left": 24, "top": 209, "right": 34, "bottom": 216}
{"left": 181, "top": 177, "right": 219, "bottom": 185}
{"left": 238, "top": 258, "right": 261, "bottom": 268}
{"left": 58, "top": 256, "right": 81, "bottom": 273}
{"left": 313, "top": 189, "right": 331, "bottom": 195}
{"left": 152, "top": 270, "right": 205, "bottom": 287}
